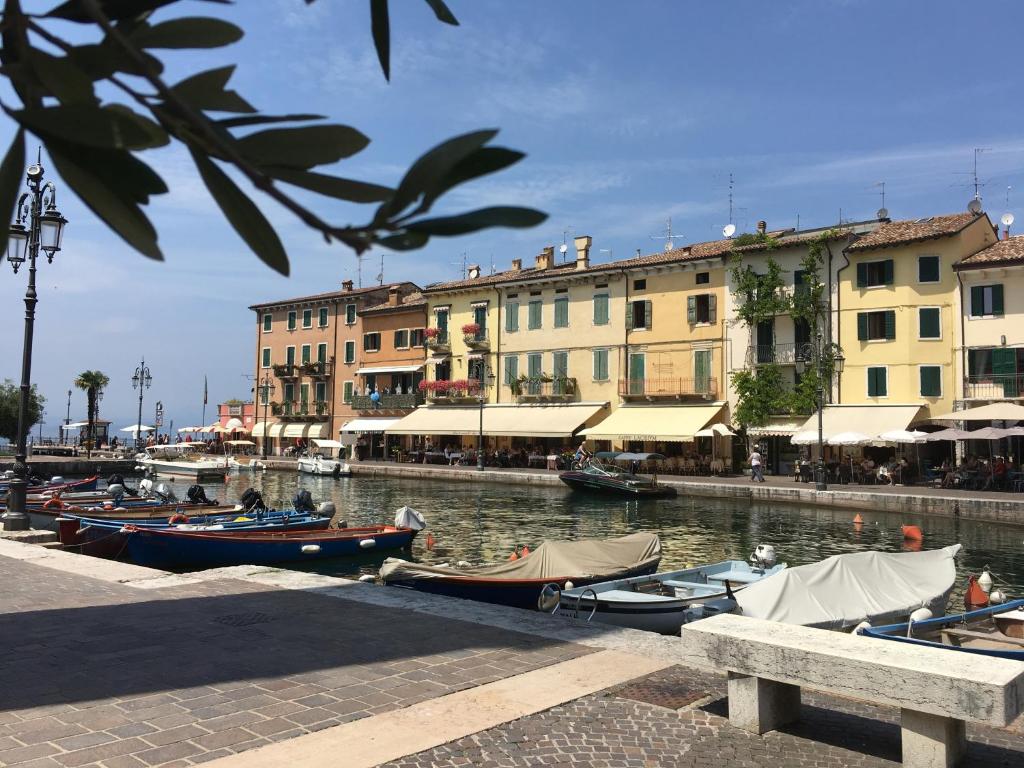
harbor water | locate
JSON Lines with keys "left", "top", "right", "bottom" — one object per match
{"left": 153, "top": 470, "right": 1024, "bottom": 602}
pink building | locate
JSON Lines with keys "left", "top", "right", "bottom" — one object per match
{"left": 218, "top": 400, "right": 257, "bottom": 433}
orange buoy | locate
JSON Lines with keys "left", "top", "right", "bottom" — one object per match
{"left": 508, "top": 550, "right": 519, "bottom": 561}
{"left": 425, "top": 532, "right": 436, "bottom": 550}
{"left": 965, "top": 574, "right": 990, "bottom": 611}
{"left": 901, "top": 525, "right": 923, "bottom": 541}
{"left": 521, "top": 545, "right": 531, "bottom": 557}
{"left": 853, "top": 513, "right": 863, "bottom": 526}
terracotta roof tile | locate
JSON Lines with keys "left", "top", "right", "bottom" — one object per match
{"left": 360, "top": 291, "right": 427, "bottom": 313}
{"left": 248, "top": 282, "right": 416, "bottom": 310}
{"left": 846, "top": 213, "right": 981, "bottom": 252}
{"left": 956, "top": 235, "right": 1024, "bottom": 269}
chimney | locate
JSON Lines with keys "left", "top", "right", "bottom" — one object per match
{"left": 574, "top": 235, "right": 592, "bottom": 270}
{"left": 756, "top": 220, "right": 767, "bottom": 235}
{"left": 510, "top": 258, "right": 522, "bottom": 272}
{"left": 535, "top": 246, "right": 554, "bottom": 271}
{"left": 1003, "top": 228, "right": 1011, "bottom": 241}
{"left": 342, "top": 279, "right": 354, "bottom": 292}
{"left": 388, "top": 285, "right": 400, "bottom": 306}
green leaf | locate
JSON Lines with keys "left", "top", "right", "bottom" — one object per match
{"left": 130, "top": 17, "right": 243, "bottom": 49}
{"left": 66, "top": 42, "right": 165, "bottom": 80}
{"left": 0, "top": 130, "right": 26, "bottom": 261}
{"left": 217, "top": 114, "right": 325, "bottom": 129}
{"left": 382, "top": 129, "right": 497, "bottom": 219}
{"left": 378, "top": 231, "right": 429, "bottom": 251}
{"left": 266, "top": 166, "right": 392, "bottom": 203}
{"left": 429, "top": 146, "right": 524, "bottom": 206}
{"left": 405, "top": 206, "right": 547, "bottom": 236}
{"left": 47, "top": 143, "right": 163, "bottom": 260}
{"left": 27, "top": 50, "right": 97, "bottom": 105}
{"left": 15, "top": 105, "right": 169, "bottom": 150}
{"left": 188, "top": 147, "right": 289, "bottom": 275}
{"left": 370, "top": 0, "right": 390, "bottom": 81}
{"left": 423, "top": 0, "right": 459, "bottom": 25}
{"left": 237, "top": 125, "right": 370, "bottom": 169}
{"left": 48, "top": 0, "right": 230, "bottom": 22}
{"left": 171, "top": 66, "right": 255, "bottom": 114}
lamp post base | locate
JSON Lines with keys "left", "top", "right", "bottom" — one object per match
{"left": 2, "top": 476, "right": 30, "bottom": 531}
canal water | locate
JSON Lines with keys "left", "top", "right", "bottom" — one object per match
{"left": 164, "top": 470, "right": 1024, "bottom": 602}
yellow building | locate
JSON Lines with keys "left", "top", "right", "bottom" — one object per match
{"left": 837, "top": 213, "right": 996, "bottom": 427}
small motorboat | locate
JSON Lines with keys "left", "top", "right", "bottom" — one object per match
{"left": 297, "top": 440, "right": 351, "bottom": 477}
{"left": 136, "top": 444, "right": 228, "bottom": 481}
{"left": 1, "top": 474, "right": 98, "bottom": 497}
{"left": 859, "top": 600, "right": 1024, "bottom": 660}
{"left": 380, "top": 532, "right": 662, "bottom": 610}
{"left": 558, "top": 453, "right": 677, "bottom": 498}
{"left": 556, "top": 545, "right": 786, "bottom": 634}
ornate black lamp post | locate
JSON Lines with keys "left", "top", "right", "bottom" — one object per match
{"left": 63, "top": 388, "right": 71, "bottom": 445}
{"left": 257, "top": 372, "right": 275, "bottom": 460}
{"left": 795, "top": 332, "right": 845, "bottom": 491}
{"left": 131, "top": 359, "right": 153, "bottom": 449}
{"left": 2, "top": 160, "right": 67, "bottom": 531}
{"left": 477, "top": 367, "right": 496, "bottom": 471}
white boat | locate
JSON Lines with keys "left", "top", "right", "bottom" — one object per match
{"left": 297, "top": 439, "right": 351, "bottom": 476}
{"left": 136, "top": 444, "right": 228, "bottom": 481}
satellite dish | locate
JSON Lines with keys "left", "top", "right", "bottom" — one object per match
{"left": 876, "top": 207, "right": 889, "bottom": 220}
{"left": 664, "top": 240, "right": 673, "bottom": 252}
{"left": 559, "top": 243, "right": 568, "bottom": 254}
{"left": 722, "top": 223, "right": 736, "bottom": 238}
{"left": 967, "top": 198, "right": 983, "bottom": 215}
{"left": 1001, "top": 212, "right": 1015, "bottom": 227}
{"left": 467, "top": 266, "right": 480, "bottom": 279}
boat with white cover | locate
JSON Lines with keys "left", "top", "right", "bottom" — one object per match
{"left": 297, "top": 439, "right": 351, "bottom": 476}
{"left": 136, "top": 444, "right": 228, "bottom": 481}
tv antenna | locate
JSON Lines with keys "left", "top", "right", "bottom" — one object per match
{"left": 954, "top": 148, "right": 990, "bottom": 210}
{"left": 356, "top": 255, "right": 363, "bottom": 288}
{"left": 873, "top": 181, "right": 888, "bottom": 219}
{"left": 728, "top": 172, "right": 735, "bottom": 224}
{"left": 376, "top": 253, "right": 384, "bottom": 285}
{"left": 599, "top": 248, "right": 613, "bottom": 261}
{"left": 650, "top": 217, "right": 681, "bottom": 251}
{"left": 560, "top": 227, "right": 575, "bottom": 263}
{"left": 450, "top": 252, "right": 468, "bottom": 279}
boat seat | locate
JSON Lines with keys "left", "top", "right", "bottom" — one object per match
{"left": 706, "top": 570, "right": 762, "bottom": 584}
{"left": 595, "top": 589, "right": 675, "bottom": 603}
{"left": 661, "top": 579, "right": 721, "bottom": 591}
{"left": 941, "top": 627, "right": 1024, "bottom": 648}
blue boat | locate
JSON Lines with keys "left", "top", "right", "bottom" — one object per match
{"left": 859, "top": 599, "right": 1024, "bottom": 660}
{"left": 123, "top": 524, "right": 417, "bottom": 569}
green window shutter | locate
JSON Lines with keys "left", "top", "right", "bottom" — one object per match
{"left": 992, "top": 284, "right": 1005, "bottom": 315}
{"left": 262, "top": 348, "right": 270, "bottom": 367}
{"left": 856, "top": 263, "right": 867, "bottom": 288}
{"left": 286, "top": 347, "right": 295, "bottom": 366}
{"left": 263, "top": 314, "right": 272, "bottom": 332}
{"left": 593, "top": 294, "right": 609, "bottom": 325}
{"left": 505, "top": 356, "right": 518, "bottom": 385}
{"left": 528, "top": 301, "right": 542, "bottom": 329}
{"left": 708, "top": 294, "right": 717, "bottom": 324}
{"left": 970, "top": 286, "right": 983, "bottom": 316}
{"left": 319, "top": 307, "right": 328, "bottom": 326}
{"left": 883, "top": 260, "right": 894, "bottom": 285}
{"left": 528, "top": 354, "right": 542, "bottom": 378}
{"left": 919, "top": 308, "right": 940, "bottom": 339}
{"left": 884, "top": 310, "right": 896, "bottom": 340}
{"left": 593, "top": 349, "right": 608, "bottom": 380}
{"left": 506, "top": 302, "right": 519, "bottom": 332}
{"left": 626, "top": 302, "right": 634, "bottom": 330}
{"left": 686, "top": 295, "right": 696, "bottom": 324}
{"left": 318, "top": 344, "right": 327, "bottom": 363}
{"left": 918, "top": 256, "right": 939, "bottom": 283}
{"left": 343, "top": 382, "right": 353, "bottom": 403}
{"left": 301, "top": 345, "right": 310, "bottom": 364}
{"left": 554, "top": 297, "right": 569, "bottom": 327}
{"left": 553, "top": 351, "right": 568, "bottom": 377}
{"left": 920, "top": 367, "right": 941, "bottom": 397}
{"left": 644, "top": 300, "right": 653, "bottom": 329}
{"left": 868, "top": 368, "right": 887, "bottom": 397}
{"left": 857, "top": 312, "right": 868, "bottom": 341}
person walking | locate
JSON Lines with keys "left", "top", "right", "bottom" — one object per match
{"left": 748, "top": 446, "right": 765, "bottom": 483}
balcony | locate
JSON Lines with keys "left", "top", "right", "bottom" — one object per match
{"left": 463, "top": 328, "right": 490, "bottom": 351}
{"left": 746, "top": 343, "right": 803, "bottom": 366}
{"left": 618, "top": 377, "right": 718, "bottom": 400}
{"left": 298, "top": 360, "right": 333, "bottom": 378}
{"left": 351, "top": 393, "right": 425, "bottom": 411}
{"left": 273, "top": 400, "right": 329, "bottom": 420}
{"left": 510, "top": 377, "right": 578, "bottom": 403}
{"left": 272, "top": 363, "right": 297, "bottom": 378}
{"left": 423, "top": 380, "right": 481, "bottom": 404}
{"left": 964, "top": 375, "right": 1024, "bottom": 400}
{"left": 425, "top": 332, "right": 450, "bottom": 354}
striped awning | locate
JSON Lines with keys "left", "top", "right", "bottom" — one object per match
{"left": 281, "top": 422, "right": 327, "bottom": 439}
{"left": 747, "top": 417, "right": 806, "bottom": 437}
{"left": 251, "top": 422, "right": 284, "bottom": 438}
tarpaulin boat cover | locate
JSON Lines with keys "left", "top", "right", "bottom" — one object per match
{"left": 380, "top": 532, "right": 661, "bottom": 582}
{"left": 734, "top": 544, "right": 961, "bottom": 630}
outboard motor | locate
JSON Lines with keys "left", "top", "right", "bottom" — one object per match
{"left": 750, "top": 544, "right": 777, "bottom": 570}
{"left": 240, "top": 488, "right": 266, "bottom": 515}
{"left": 107, "top": 483, "right": 126, "bottom": 505}
{"left": 394, "top": 505, "right": 427, "bottom": 531}
{"left": 317, "top": 501, "right": 336, "bottom": 518}
{"left": 138, "top": 478, "right": 154, "bottom": 496}
{"left": 106, "top": 473, "right": 125, "bottom": 489}
{"left": 186, "top": 485, "right": 211, "bottom": 505}
{"left": 50, "top": 476, "right": 65, "bottom": 485}
{"left": 293, "top": 489, "right": 316, "bottom": 514}
{"left": 154, "top": 483, "right": 177, "bottom": 503}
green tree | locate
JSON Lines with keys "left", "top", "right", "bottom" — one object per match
{"left": 0, "top": 1, "right": 546, "bottom": 273}
{"left": 0, "top": 379, "right": 45, "bottom": 444}
{"left": 730, "top": 365, "right": 788, "bottom": 429}
{"left": 74, "top": 369, "right": 109, "bottom": 458}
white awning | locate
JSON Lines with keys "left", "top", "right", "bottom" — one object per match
{"left": 386, "top": 403, "right": 607, "bottom": 437}
{"left": 313, "top": 439, "right": 345, "bottom": 449}
{"left": 355, "top": 364, "right": 424, "bottom": 375}
{"left": 252, "top": 422, "right": 284, "bottom": 438}
{"left": 794, "top": 405, "right": 925, "bottom": 443}
{"left": 747, "top": 417, "right": 806, "bottom": 437}
{"left": 424, "top": 357, "right": 449, "bottom": 365}
{"left": 280, "top": 422, "right": 328, "bottom": 439}
{"left": 578, "top": 404, "right": 726, "bottom": 442}
{"left": 224, "top": 417, "right": 245, "bottom": 430}
{"left": 929, "top": 402, "right": 1024, "bottom": 422}
{"left": 342, "top": 417, "right": 401, "bottom": 433}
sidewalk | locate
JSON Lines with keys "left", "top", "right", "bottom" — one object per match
{"left": 1, "top": 539, "right": 1022, "bottom": 768}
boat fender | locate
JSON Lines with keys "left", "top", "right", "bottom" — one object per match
{"left": 358, "top": 574, "right": 376, "bottom": 583}
{"left": 990, "top": 590, "right": 1007, "bottom": 605}
{"left": 853, "top": 513, "right": 863, "bottom": 526}
{"left": 978, "top": 569, "right": 994, "bottom": 593}
{"left": 168, "top": 513, "right": 190, "bottom": 525}
{"left": 425, "top": 532, "right": 436, "bottom": 550}
{"left": 853, "top": 621, "right": 872, "bottom": 635}
{"left": 901, "top": 525, "right": 923, "bottom": 541}
{"left": 508, "top": 549, "right": 519, "bottom": 561}
{"left": 114, "top": 507, "right": 127, "bottom": 512}
{"left": 359, "top": 538, "right": 376, "bottom": 549}
{"left": 521, "top": 545, "right": 531, "bottom": 557}
{"left": 43, "top": 497, "right": 63, "bottom": 510}
{"left": 455, "top": 561, "right": 472, "bottom": 568}
{"left": 564, "top": 580, "right": 574, "bottom": 590}
{"left": 301, "top": 544, "right": 322, "bottom": 554}
{"left": 965, "top": 575, "right": 989, "bottom": 610}
{"left": 906, "top": 607, "right": 933, "bottom": 638}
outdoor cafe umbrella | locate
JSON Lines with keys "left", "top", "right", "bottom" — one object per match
{"left": 828, "top": 431, "right": 874, "bottom": 482}
{"left": 119, "top": 424, "right": 155, "bottom": 434}
{"left": 177, "top": 426, "right": 203, "bottom": 433}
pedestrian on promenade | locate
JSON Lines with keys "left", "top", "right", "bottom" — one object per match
{"left": 748, "top": 446, "right": 765, "bottom": 483}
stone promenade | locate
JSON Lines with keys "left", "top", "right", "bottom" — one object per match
{"left": 1, "top": 540, "right": 1023, "bottom": 768}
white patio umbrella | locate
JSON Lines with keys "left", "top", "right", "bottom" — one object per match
{"left": 827, "top": 432, "right": 876, "bottom": 484}
{"left": 177, "top": 426, "right": 203, "bottom": 433}
{"left": 967, "top": 427, "right": 1013, "bottom": 440}
{"left": 877, "top": 429, "right": 928, "bottom": 444}
{"left": 924, "top": 428, "right": 972, "bottom": 441}
{"left": 120, "top": 424, "right": 155, "bottom": 434}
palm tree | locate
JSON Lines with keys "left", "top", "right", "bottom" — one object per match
{"left": 74, "top": 370, "right": 109, "bottom": 458}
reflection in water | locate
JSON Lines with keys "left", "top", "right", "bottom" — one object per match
{"left": 157, "top": 471, "right": 1024, "bottom": 601}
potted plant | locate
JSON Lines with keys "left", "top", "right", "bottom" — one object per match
{"left": 461, "top": 322, "right": 481, "bottom": 336}
{"left": 424, "top": 327, "right": 439, "bottom": 339}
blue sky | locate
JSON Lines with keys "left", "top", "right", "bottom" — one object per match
{"left": 3, "top": 0, "right": 1024, "bottom": 435}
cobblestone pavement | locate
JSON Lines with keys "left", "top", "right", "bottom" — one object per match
{"left": 0, "top": 557, "right": 590, "bottom": 768}
{"left": 384, "top": 666, "right": 1024, "bottom": 768}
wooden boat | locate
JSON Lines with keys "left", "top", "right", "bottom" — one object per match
{"left": 558, "top": 454, "right": 677, "bottom": 498}
{"left": 859, "top": 599, "right": 1024, "bottom": 660}
{"left": 27, "top": 501, "right": 241, "bottom": 531}
{"left": 1, "top": 474, "right": 98, "bottom": 497}
{"left": 556, "top": 551, "right": 787, "bottom": 634}
{"left": 123, "top": 524, "right": 417, "bottom": 568}
{"left": 57, "top": 512, "right": 331, "bottom": 559}
{"left": 380, "top": 532, "right": 662, "bottom": 610}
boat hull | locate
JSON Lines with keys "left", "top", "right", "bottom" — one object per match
{"left": 558, "top": 471, "right": 677, "bottom": 498}
{"left": 138, "top": 459, "right": 227, "bottom": 481}
{"left": 124, "top": 526, "right": 416, "bottom": 569}
{"left": 27, "top": 503, "right": 240, "bottom": 531}
{"left": 297, "top": 458, "right": 351, "bottom": 476}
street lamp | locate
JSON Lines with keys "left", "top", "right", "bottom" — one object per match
{"left": 476, "top": 367, "right": 496, "bottom": 471}
{"left": 131, "top": 359, "right": 153, "bottom": 449}
{"left": 63, "top": 389, "right": 71, "bottom": 445}
{"left": 795, "top": 332, "right": 845, "bottom": 491}
{"left": 1, "top": 159, "right": 68, "bottom": 531}
{"left": 257, "top": 372, "right": 275, "bottom": 460}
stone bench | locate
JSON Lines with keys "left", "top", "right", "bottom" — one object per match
{"left": 679, "top": 613, "right": 1024, "bottom": 768}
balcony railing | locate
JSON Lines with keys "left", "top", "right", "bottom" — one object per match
{"left": 964, "top": 375, "right": 1024, "bottom": 400}
{"left": 463, "top": 329, "right": 490, "bottom": 350}
{"left": 426, "top": 332, "right": 450, "bottom": 353}
{"left": 351, "top": 393, "right": 425, "bottom": 411}
{"left": 746, "top": 343, "right": 805, "bottom": 366}
{"left": 272, "top": 363, "right": 297, "bottom": 378}
{"left": 510, "top": 377, "right": 578, "bottom": 403}
{"left": 423, "top": 381, "right": 481, "bottom": 403}
{"left": 618, "top": 377, "right": 718, "bottom": 399}
{"left": 298, "top": 360, "right": 333, "bottom": 378}
{"left": 273, "top": 400, "right": 329, "bottom": 419}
